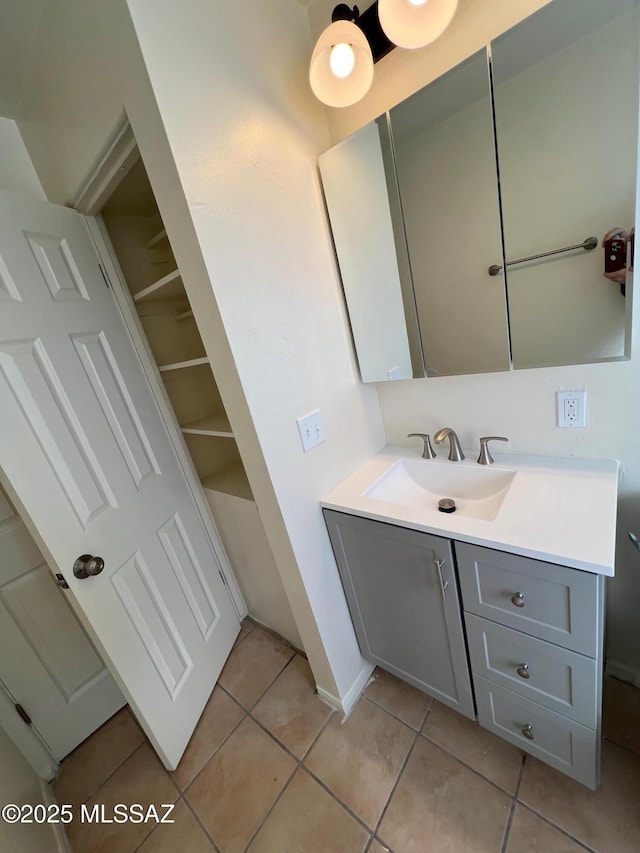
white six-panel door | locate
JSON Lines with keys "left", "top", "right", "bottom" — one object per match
{"left": 0, "top": 485, "right": 125, "bottom": 759}
{"left": 0, "top": 192, "right": 240, "bottom": 769}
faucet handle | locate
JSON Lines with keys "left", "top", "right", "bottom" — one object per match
{"left": 407, "top": 433, "right": 437, "bottom": 460}
{"left": 477, "top": 436, "right": 509, "bottom": 465}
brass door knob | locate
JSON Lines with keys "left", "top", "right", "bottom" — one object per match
{"left": 73, "top": 554, "right": 105, "bottom": 579}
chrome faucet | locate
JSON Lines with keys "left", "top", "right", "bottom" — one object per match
{"left": 433, "top": 427, "right": 465, "bottom": 462}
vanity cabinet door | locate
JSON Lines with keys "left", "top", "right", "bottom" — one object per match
{"left": 323, "top": 510, "right": 474, "bottom": 719}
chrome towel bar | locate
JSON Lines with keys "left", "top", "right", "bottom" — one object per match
{"left": 488, "top": 236, "right": 598, "bottom": 276}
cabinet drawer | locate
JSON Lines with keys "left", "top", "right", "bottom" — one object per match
{"left": 466, "top": 614, "right": 599, "bottom": 727}
{"left": 456, "top": 542, "right": 601, "bottom": 656}
{"left": 475, "top": 676, "right": 599, "bottom": 789}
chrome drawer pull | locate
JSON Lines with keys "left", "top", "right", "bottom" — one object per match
{"left": 517, "top": 664, "right": 530, "bottom": 680}
{"left": 434, "top": 558, "right": 449, "bottom": 600}
{"left": 521, "top": 724, "right": 534, "bottom": 740}
{"left": 511, "top": 592, "right": 525, "bottom": 608}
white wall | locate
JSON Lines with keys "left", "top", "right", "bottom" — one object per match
{"left": 16, "top": 0, "right": 128, "bottom": 205}
{"left": 12, "top": 0, "right": 385, "bottom": 704}
{"left": 0, "top": 118, "right": 45, "bottom": 199}
{"left": 123, "top": 0, "right": 385, "bottom": 702}
{"left": 0, "top": 724, "right": 57, "bottom": 853}
{"left": 309, "top": 0, "right": 640, "bottom": 682}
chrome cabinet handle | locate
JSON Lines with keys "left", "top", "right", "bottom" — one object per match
{"left": 517, "top": 664, "right": 530, "bottom": 680}
{"left": 521, "top": 724, "right": 534, "bottom": 740}
{"left": 434, "top": 558, "right": 449, "bottom": 600}
{"left": 511, "top": 592, "right": 525, "bottom": 608}
{"left": 73, "top": 554, "right": 105, "bottom": 579}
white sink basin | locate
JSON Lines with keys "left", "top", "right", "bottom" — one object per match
{"left": 364, "top": 459, "right": 516, "bottom": 521}
{"left": 322, "top": 447, "right": 619, "bottom": 574}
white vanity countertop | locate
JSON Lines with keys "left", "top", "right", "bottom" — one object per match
{"left": 321, "top": 447, "right": 619, "bottom": 576}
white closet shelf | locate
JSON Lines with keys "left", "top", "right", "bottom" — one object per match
{"left": 181, "top": 413, "right": 233, "bottom": 438}
{"left": 134, "top": 269, "right": 184, "bottom": 303}
{"left": 175, "top": 309, "right": 194, "bottom": 321}
{"left": 203, "top": 462, "right": 253, "bottom": 502}
{"left": 145, "top": 228, "right": 167, "bottom": 249}
{"left": 159, "top": 356, "right": 209, "bottom": 372}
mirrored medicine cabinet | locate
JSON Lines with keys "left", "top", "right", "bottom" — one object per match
{"left": 319, "top": 0, "right": 639, "bottom": 382}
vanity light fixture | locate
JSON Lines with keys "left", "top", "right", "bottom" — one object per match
{"left": 310, "top": 0, "right": 458, "bottom": 108}
{"left": 378, "top": 0, "right": 458, "bottom": 50}
{"left": 309, "top": 5, "right": 375, "bottom": 108}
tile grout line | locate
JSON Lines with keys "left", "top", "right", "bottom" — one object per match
{"left": 297, "top": 690, "right": 430, "bottom": 843}
{"left": 301, "top": 762, "right": 382, "bottom": 839}
{"left": 185, "top": 675, "right": 338, "bottom": 852}
{"left": 499, "top": 799, "right": 517, "bottom": 853}
{"left": 180, "top": 650, "right": 332, "bottom": 852}
{"left": 219, "top": 645, "right": 297, "bottom": 717}
{"left": 513, "top": 757, "right": 598, "bottom": 853}
{"left": 499, "top": 753, "right": 524, "bottom": 853}
{"left": 76, "top": 739, "right": 148, "bottom": 810}
{"left": 178, "top": 793, "right": 223, "bottom": 853}
{"left": 56, "top": 717, "right": 147, "bottom": 811}
{"left": 179, "top": 693, "right": 247, "bottom": 794}
{"left": 129, "top": 748, "right": 186, "bottom": 853}
{"left": 238, "top": 693, "right": 339, "bottom": 851}
{"left": 419, "top": 730, "right": 523, "bottom": 800}
{"left": 514, "top": 753, "right": 526, "bottom": 799}
{"left": 232, "top": 622, "right": 256, "bottom": 650}
{"left": 372, "top": 725, "right": 423, "bottom": 844}
{"left": 514, "top": 802, "right": 598, "bottom": 853}
{"left": 241, "top": 763, "right": 299, "bottom": 851}
{"left": 368, "top": 693, "right": 435, "bottom": 846}
{"left": 363, "top": 693, "right": 433, "bottom": 734}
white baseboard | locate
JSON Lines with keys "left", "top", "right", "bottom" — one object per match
{"left": 606, "top": 659, "right": 640, "bottom": 687}
{"left": 317, "top": 662, "right": 375, "bottom": 718}
{"left": 39, "top": 780, "right": 72, "bottom": 853}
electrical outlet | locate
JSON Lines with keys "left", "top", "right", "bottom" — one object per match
{"left": 296, "top": 409, "right": 326, "bottom": 452}
{"left": 557, "top": 391, "right": 587, "bottom": 428}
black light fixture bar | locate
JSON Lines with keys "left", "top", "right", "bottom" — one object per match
{"left": 331, "top": 2, "right": 395, "bottom": 63}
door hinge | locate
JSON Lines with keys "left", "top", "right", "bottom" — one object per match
{"left": 218, "top": 569, "right": 228, "bottom": 588}
{"left": 98, "top": 263, "right": 111, "bottom": 289}
{"left": 15, "top": 704, "right": 32, "bottom": 726}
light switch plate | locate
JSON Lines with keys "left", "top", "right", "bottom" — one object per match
{"left": 296, "top": 409, "right": 326, "bottom": 452}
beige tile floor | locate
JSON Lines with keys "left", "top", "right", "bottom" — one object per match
{"left": 54, "top": 621, "right": 640, "bottom": 853}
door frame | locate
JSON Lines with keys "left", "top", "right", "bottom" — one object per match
{"left": 75, "top": 124, "right": 246, "bottom": 619}
{"left": 0, "top": 670, "right": 58, "bottom": 782}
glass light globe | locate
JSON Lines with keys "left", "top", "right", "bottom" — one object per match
{"left": 309, "top": 19, "right": 374, "bottom": 108}
{"left": 330, "top": 43, "right": 356, "bottom": 79}
{"left": 379, "top": 0, "right": 458, "bottom": 49}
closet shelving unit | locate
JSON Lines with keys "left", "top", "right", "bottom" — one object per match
{"left": 134, "top": 226, "right": 249, "bottom": 498}
{"left": 100, "top": 168, "right": 253, "bottom": 494}
{"left": 100, "top": 158, "right": 299, "bottom": 644}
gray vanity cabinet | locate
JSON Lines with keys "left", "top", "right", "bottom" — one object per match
{"left": 323, "top": 510, "right": 475, "bottom": 719}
